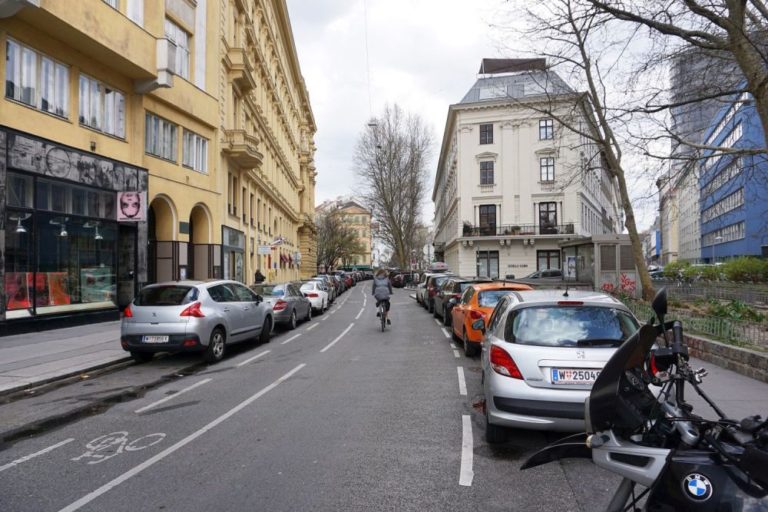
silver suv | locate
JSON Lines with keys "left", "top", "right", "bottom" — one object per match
{"left": 121, "top": 280, "right": 273, "bottom": 364}
{"left": 480, "top": 289, "right": 639, "bottom": 441}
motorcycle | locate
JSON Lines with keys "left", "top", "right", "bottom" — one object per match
{"left": 521, "top": 288, "right": 768, "bottom": 511}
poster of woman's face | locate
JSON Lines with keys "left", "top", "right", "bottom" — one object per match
{"left": 117, "top": 191, "right": 146, "bottom": 221}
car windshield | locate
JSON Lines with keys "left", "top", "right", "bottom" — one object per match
{"left": 478, "top": 290, "right": 513, "bottom": 308}
{"left": 135, "top": 286, "right": 197, "bottom": 306}
{"left": 506, "top": 306, "right": 639, "bottom": 347}
{"left": 252, "top": 285, "right": 284, "bottom": 297}
{"left": 300, "top": 283, "right": 315, "bottom": 291}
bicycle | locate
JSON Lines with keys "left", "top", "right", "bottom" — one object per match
{"left": 378, "top": 301, "right": 386, "bottom": 332}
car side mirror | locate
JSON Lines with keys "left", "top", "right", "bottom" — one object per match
{"left": 471, "top": 318, "right": 485, "bottom": 333}
{"left": 448, "top": 298, "right": 458, "bottom": 305}
{"left": 255, "top": 294, "right": 263, "bottom": 304}
{"left": 651, "top": 287, "right": 667, "bottom": 325}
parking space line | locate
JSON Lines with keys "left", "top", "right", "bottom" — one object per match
{"left": 59, "top": 365, "right": 306, "bottom": 512}
{"left": 441, "top": 328, "right": 451, "bottom": 339}
{"left": 453, "top": 350, "right": 461, "bottom": 359}
{"left": 320, "top": 323, "right": 354, "bottom": 353}
{"left": 306, "top": 323, "right": 318, "bottom": 331}
{"left": 236, "top": 350, "right": 271, "bottom": 368}
{"left": 459, "top": 415, "right": 474, "bottom": 486}
{"left": 135, "top": 378, "right": 213, "bottom": 414}
{"left": 355, "top": 307, "right": 364, "bottom": 320}
{"left": 0, "top": 438, "right": 75, "bottom": 474}
{"left": 281, "top": 333, "right": 303, "bottom": 345}
{"left": 450, "top": 343, "right": 458, "bottom": 349}
{"left": 457, "top": 367, "right": 467, "bottom": 396}
{"left": 434, "top": 318, "right": 442, "bottom": 326}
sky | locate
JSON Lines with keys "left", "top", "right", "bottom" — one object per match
{"left": 284, "top": 0, "right": 658, "bottom": 231}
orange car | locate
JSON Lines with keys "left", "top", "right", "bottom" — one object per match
{"left": 450, "top": 282, "right": 532, "bottom": 356}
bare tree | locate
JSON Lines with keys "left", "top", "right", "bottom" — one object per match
{"left": 587, "top": 0, "right": 768, "bottom": 154}
{"left": 354, "top": 104, "right": 433, "bottom": 269}
{"left": 502, "top": 0, "right": 658, "bottom": 299}
{"left": 315, "top": 206, "right": 364, "bottom": 272}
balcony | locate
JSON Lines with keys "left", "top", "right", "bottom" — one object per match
{"left": 222, "top": 130, "right": 262, "bottom": 168}
{"left": 461, "top": 223, "right": 576, "bottom": 237}
{"left": 224, "top": 46, "right": 256, "bottom": 93}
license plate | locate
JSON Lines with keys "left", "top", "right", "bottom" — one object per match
{"left": 551, "top": 368, "right": 600, "bottom": 385}
{"left": 142, "top": 335, "right": 169, "bottom": 344}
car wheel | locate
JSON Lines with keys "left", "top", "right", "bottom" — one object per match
{"left": 306, "top": 305, "right": 312, "bottom": 321}
{"left": 260, "top": 317, "right": 272, "bottom": 344}
{"left": 463, "top": 329, "right": 478, "bottom": 357}
{"left": 204, "top": 328, "right": 226, "bottom": 363}
{"left": 288, "top": 310, "right": 297, "bottom": 330}
{"left": 443, "top": 307, "right": 451, "bottom": 326}
{"left": 485, "top": 406, "right": 506, "bottom": 444}
{"left": 130, "top": 351, "right": 153, "bottom": 363}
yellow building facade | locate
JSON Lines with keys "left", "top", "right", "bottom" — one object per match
{"left": 0, "top": 0, "right": 315, "bottom": 324}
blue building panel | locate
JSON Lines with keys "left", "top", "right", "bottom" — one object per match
{"left": 698, "top": 91, "right": 768, "bottom": 262}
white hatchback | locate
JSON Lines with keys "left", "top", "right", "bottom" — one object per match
{"left": 480, "top": 289, "right": 639, "bottom": 441}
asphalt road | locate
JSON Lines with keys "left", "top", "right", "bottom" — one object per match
{"left": 1, "top": 285, "right": 627, "bottom": 511}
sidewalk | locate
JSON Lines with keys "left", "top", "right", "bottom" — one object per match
{"left": 0, "top": 321, "right": 128, "bottom": 396}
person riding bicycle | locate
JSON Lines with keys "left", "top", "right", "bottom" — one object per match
{"left": 372, "top": 269, "right": 393, "bottom": 325}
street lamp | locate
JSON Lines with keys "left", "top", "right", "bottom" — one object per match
{"left": 712, "top": 235, "right": 723, "bottom": 263}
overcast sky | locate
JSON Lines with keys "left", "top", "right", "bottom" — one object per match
{"left": 284, "top": 0, "right": 657, "bottom": 231}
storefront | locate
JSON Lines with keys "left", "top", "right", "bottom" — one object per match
{"left": 1, "top": 128, "right": 148, "bottom": 321}
{"left": 221, "top": 225, "right": 245, "bottom": 283}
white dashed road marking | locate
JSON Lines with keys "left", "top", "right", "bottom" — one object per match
{"left": 320, "top": 323, "right": 354, "bottom": 353}
{"left": 0, "top": 438, "right": 75, "bottom": 474}
{"left": 236, "top": 350, "right": 271, "bottom": 368}
{"left": 457, "top": 367, "right": 467, "bottom": 396}
{"left": 281, "top": 333, "right": 302, "bottom": 345}
{"left": 459, "top": 415, "right": 474, "bottom": 486}
{"left": 135, "top": 378, "right": 213, "bottom": 413}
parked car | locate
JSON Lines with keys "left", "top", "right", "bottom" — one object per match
{"left": 424, "top": 274, "right": 453, "bottom": 313}
{"left": 391, "top": 273, "right": 405, "bottom": 288}
{"left": 312, "top": 275, "right": 336, "bottom": 303}
{"left": 299, "top": 280, "right": 329, "bottom": 313}
{"left": 521, "top": 269, "right": 564, "bottom": 281}
{"left": 433, "top": 277, "right": 493, "bottom": 325}
{"left": 450, "top": 282, "right": 533, "bottom": 355}
{"left": 250, "top": 283, "right": 312, "bottom": 330}
{"left": 121, "top": 280, "right": 273, "bottom": 364}
{"left": 480, "top": 289, "right": 639, "bottom": 441}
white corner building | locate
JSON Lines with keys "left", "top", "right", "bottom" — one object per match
{"left": 432, "top": 59, "right": 622, "bottom": 278}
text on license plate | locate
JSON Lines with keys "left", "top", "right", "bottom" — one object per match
{"left": 551, "top": 368, "right": 600, "bottom": 384}
{"left": 142, "top": 335, "right": 169, "bottom": 344}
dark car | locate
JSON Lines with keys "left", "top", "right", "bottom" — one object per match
{"left": 250, "top": 282, "right": 312, "bottom": 330}
{"left": 424, "top": 274, "right": 453, "bottom": 314}
{"left": 433, "top": 276, "right": 492, "bottom": 325}
{"left": 391, "top": 273, "right": 405, "bottom": 288}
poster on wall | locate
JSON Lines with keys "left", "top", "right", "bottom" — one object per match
{"left": 5, "top": 272, "right": 32, "bottom": 310}
{"left": 117, "top": 191, "right": 147, "bottom": 221}
{"left": 565, "top": 256, "right": 577, "bottom": 280}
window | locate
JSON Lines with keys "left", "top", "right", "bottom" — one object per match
{"left": 537, "top": 250, "right": 561, "bottom": 271}
{"left": 145, "top": 112, "right": 178, "bottom": 161}
{"left": 479, "top": 205, "right": 497, "bottom": 235}
{"left": 127, "top": 0, "right": 144, "bottom": 25}
{"left": 476, "top": 250, "right": 499, "bottom": 279}
{"left": 540, "top": 157, "right": 555, "bottom": 182}
{"left": 79, "top": 75, "right": 126, "bottom": 138}
{"left": 479, "top": 123, "right": 493, "bottom": 144}
{"left": 539, "top": 202, "right": 557, "bottom": 233}
{"left": 6, "top": 40, "right": 69, "bottom": 117}
{"left": 165, "top": 18, "right": 190, "bottom": 80}
{"left": 182, "top": 130, "right": 208, "bottom": 172}
{"left": 539, "top": 119, "right": 554, "bottom": 140}
{"left": 480, "top": 161, "right": 494, "bottom": 185}
{"left": 102, "top": 0, "right": 118, "bottom": 8}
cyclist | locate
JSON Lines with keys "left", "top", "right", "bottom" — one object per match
{"left": 372, "top": 268, "right": 393, "bottom": 325}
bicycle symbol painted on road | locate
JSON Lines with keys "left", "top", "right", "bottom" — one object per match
{"left": 71, "top": 431, "right": 166, "bottom": 465}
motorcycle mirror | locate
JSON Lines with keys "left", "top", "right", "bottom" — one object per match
{"left": 651, "top": 287, "right": 668, "bottom": 324}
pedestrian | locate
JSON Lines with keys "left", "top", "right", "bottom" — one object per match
{"left": 254, "top": 269, "right": 266, "bottom": 283}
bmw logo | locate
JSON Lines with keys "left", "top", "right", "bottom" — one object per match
{"left": 683, "top": 473, "right": 713, "bottom": 501}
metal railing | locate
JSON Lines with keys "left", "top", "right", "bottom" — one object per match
{"left": 461, "top": 223, "right": 576, "bottom": 237}
{"left": 652, "top": 279, "right": 768, "bottom": 305}
{"left": 621, "top": 299, "right": 768, "bottom": 350}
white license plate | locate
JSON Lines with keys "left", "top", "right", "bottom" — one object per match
{"left": 551, "top": 368, "right": 600, "bottom": 385}
{"left": 142, "top": 335, "right": 169, "bottom": 344}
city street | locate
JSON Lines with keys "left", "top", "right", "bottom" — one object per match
{"left": 1, "top": 285, "right": 765, "bottom": 512}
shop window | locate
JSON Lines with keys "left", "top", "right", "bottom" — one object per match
{"left": 537, "top": 250, "right": 561, "bottom": 271}
{"left": 7, "top": 173, "right": 33, "bottom": 208}
{"left": 5, "top": 210, "right": 33, "bottom": 312}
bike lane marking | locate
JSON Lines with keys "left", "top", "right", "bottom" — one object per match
{"left": 459, "top": 415, "right": 474, "bottom": 487}
{"left": 453, "top": 350, "right": 461, "bottom": 359}
{"left": 434, "top": 318, "right": 442, "bottom": 327}
{"left": 320, "top": 323, "right": 354, "bottom": 353}
{"left": 355, "top": 307, "right": 364, "bottom": 320}
{"left": 0, "top": 438, "right": 75, "bottom": 474}
{"left": 306, "top": 323, "right": 319, "bottom": 331}
{"left": 236, "top": 350, "right": 271, "bottom": 367}
{"left": 281, "top": 333, "right": 302, "bottom": 345}
{"left": 457, "top": 367, "right": 467, "bottom": 396}
{"left": 441, "top": 328, "right": 451, "bottom": 339}
{"left": 58, "top": 364, "right": 306, "bottom": 512}
{"left": 135, "top": 378, "right": 213, "bottom": 414}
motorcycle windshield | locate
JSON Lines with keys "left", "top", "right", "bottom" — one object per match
{"left": 587, "top": 323, "right": 659, "bottom": 433}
